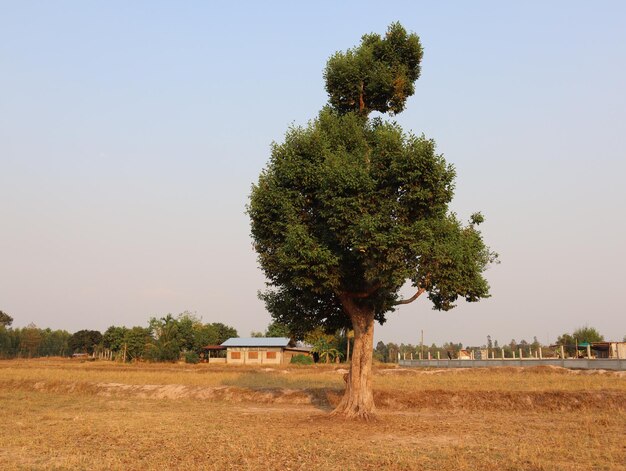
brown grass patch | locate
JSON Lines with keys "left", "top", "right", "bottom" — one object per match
{"left": 4, "top": 378, "right": 625, "bottom": 414}
{"left": 0, "top": 359, "right": 625, "bottom": 470}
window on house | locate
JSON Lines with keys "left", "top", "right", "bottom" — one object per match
{"left": 266, "top": 352, "right": 276, "bottom": 359}
{"left": 248, "top": 352, "right": 258, "bottom": 359}
{"left": 231, "top": 352, "right": 241, "bottom": 360}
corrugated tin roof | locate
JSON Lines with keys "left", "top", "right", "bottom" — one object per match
{"left": 221, "top": 337, "right": 291, "bottom": 347}
{"left": 284, "top": 346, "right": 312, "bottom": 352}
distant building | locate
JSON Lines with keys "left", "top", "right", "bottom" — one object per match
{"left": 591, "top": 341, "right": 626, "bottom": 359}
{"left": 220, "top": 337, "right": 312, "bottom": 365}
{"left": 458, "top": 349, "right": 472, "bottom": 360}
{"left": 200, "top": 345, "right": 227, "bottom": 363}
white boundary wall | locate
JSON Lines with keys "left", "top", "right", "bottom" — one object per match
{"left": 399, "top": 358, "right": 626, "bottom": 370}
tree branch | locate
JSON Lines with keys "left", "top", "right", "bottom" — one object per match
{"left": 394, "top": 287, "right": 426, "bottom": 305}
{"left": 359, "top": 82, "right": 365, "bottom": 114}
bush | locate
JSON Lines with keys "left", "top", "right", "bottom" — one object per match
{"left": 184, "top": 352, "right": 200, "bottom": 364}
{"left": 290, "top": 354, "right": 313, "bottom": 365}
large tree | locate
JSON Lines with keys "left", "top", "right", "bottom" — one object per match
{"left": 249, "top": 23, "right": 497, "bottom": 419}
{"left": 68, "top": 329, "right": 102, "bottom": 355}
{"left": 571, "top": 325, "right": 604, "bottom": 343}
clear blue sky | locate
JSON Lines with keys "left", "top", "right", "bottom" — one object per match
{"left": 1, "top": 1, "right": 625, "bottom": 346}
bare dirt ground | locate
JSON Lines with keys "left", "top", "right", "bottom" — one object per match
{"left": 1, "top": 359, "right": 624, "bottom": 470}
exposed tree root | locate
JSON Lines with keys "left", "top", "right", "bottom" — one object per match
{"left": 330, "top": 404, "right": 378, "bottom": 421}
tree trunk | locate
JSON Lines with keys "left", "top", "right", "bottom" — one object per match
{"left": 332, "top": 296, "right": 376, "bottom": 420}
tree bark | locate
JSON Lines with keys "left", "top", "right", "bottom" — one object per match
{"left": 332, "top": 295, "right": 376, "bottom": 420}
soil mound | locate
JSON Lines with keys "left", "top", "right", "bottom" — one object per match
{"left": 374, "top": 389, "right": 626, "bottom": 412}
{"left": 4, "top": 379, "right": 624, "bottom": 412}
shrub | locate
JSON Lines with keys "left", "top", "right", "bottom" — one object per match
{"left": 184, "top": 352, "right": 200, "bottom": 364}
{"left": 290, "top": 354, "right": 313, "bottom": 365}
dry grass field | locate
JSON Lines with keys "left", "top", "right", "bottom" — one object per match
{"left": 1, "top": 359, "right": 625, "bottom": 470}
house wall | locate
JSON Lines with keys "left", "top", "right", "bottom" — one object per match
{"left": 458, "top": 350, "right": 471, "bottom": 360}
{"left": 226, "top": 347, "right": 283, "bottom": 365}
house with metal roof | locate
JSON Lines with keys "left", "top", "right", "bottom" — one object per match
{"left": 220, "top": 337, "right": 311, "bottom": 365}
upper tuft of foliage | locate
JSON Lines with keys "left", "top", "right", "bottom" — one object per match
{"left": 324, "top": 22, "right": 423, "bottom": 116}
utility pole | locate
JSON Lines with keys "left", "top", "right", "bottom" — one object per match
{"left": 420, "top": 329, "right": 424, "bottom": 359}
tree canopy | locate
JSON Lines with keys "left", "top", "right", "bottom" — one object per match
{"left": 251, "top": 321, "right": 291, "bottom": 338}
{"left": 557, "top": 326, "right": 605, "bottom": 353}
{"left": 147, "top": 313, "right": 238, "bottom": 361}
{"left": 252, "top": 110, "right": 495, "bottom": 335}
{"left": 249, "top": 22, "right": 497, "bottom": 419}
{"left": 572, "top": 326, "right": 604, "bottom": 343}
{"left": 0, "top": 310, "right": 13, "bottom": 327}
{"left": 68, "top": 329, "right": 103, "bottom": 355}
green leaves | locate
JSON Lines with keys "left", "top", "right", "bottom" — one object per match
{"left": 411, "top": 214, "right": 497, "bottom": 311}
{"left": 324, "top": 22, "right": 423, "bottom": 116}
{"left": 0, "top": 310, "right": 13, "bottom": 327}
{"left": 147, "top": 313, "right": 238, "bottom": 361}
{"left": 571, "top": 326, "right": 605, "bottom": 343}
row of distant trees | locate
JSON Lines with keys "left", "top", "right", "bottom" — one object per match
{"left": 0, "top": 311, "right": 72, "bottom": 357}
{"left": 2, "top": 309, "right": 623, "bottom": 363}
{"left": 0, "top": 310, "right": 237, "bottom": 362}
